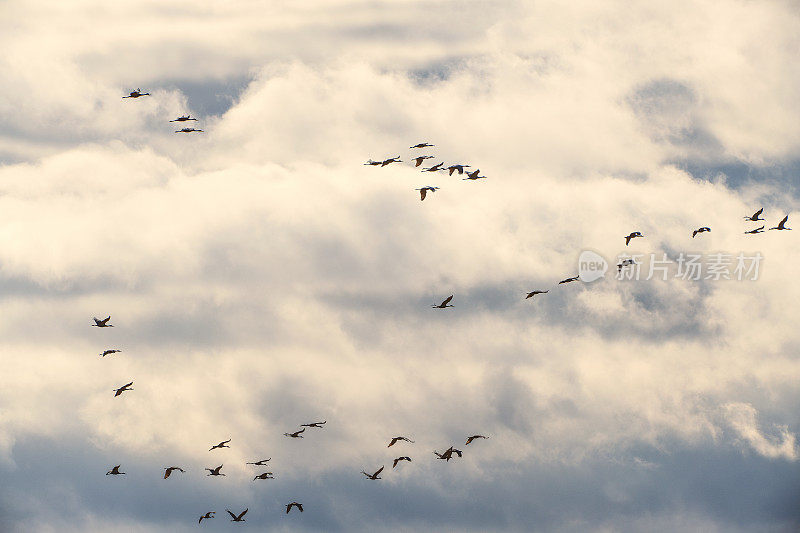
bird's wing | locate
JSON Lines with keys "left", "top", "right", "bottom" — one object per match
{"left": 442, "top": 295, "right": 454, "bottom": 305}
{"left": 755, "top": 208, "right": 763, "bottom": 217}
{"left": 420, "top": 189, "right": 427, "bottom": 201}
{"left": 238, "top": 509, "right": 248, "bottom": 519}
{"left": 376, "top": 466, "right": 384, "bottom": 475}
{"left": 226, "top": 509, "right": 236, "bottom": 519}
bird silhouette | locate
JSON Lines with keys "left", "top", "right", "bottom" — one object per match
{"left": 617, "top": 259, "right": 636, "bottom": 271}
{"left": 253, "top": 472, "right": 274, "bottom": 480}
{"left": 226, "top": 508, "right": 248, "bottom": 522}
{"left": 123, "top": 88, "right": 150, "bottom": 98}
{"left": 415, "top": 186, "right": 439, "bottom": 201}
{"left": 692, "top": 227, "right": 711, "bottom": 238}
{"left": 559, "top": 276, "right": 579, "bottom": 284}
{"left": 361, "top": 466, "right": 384, "bottom": 479}
{"left": 769, "top": 215, "right": 791, "bottom": 230}
{"left": 169, "top": 115, "right": 197, "bottom": 122}
{"left": 198, "top": 511, "right": 215, "bottom": 523}
{"left": 447, "top": 164, "right": 470, "bottom": 176}
{"left": 209, "top": 439, "right": 231, "bottom": 451}
{"left": 205, "top": 465, "right": 225, "bottom": 476}
{"left": 175, "top": 127, "right": 203, "bottom": 133}
{"left": 300, "top": 421, "right": 326, "bottom": 428}
{"left": 388, "top": 436, "right": 415, "bottom": 447}
{"left": 411, "top": 155, "right": 434, "bottom": 167}
{"left": 744, "top": 226, "right": 765, "bottom": 234}
{"left": 92, "top": 316, "right": 113, "bottom": 327}
{"left": 163, "top": 466, "right": 185, "bottom": 479}
{"left": 113, "top": 382, "right": 133, "bottom": 397}
{"left": 744, "top": 208, "right": 765, "bottom": 221}
{"left": 100, "top": 349, "right": 121, "bottom": 357}
{"left": 465, "top": 435, "right": 489, "bottom": 445}
{"left": 381, "top": 156, "right": 402, "bottom": 166}
{"left": 392, "top": 456, "right": 411, "bottom": 468}
{"left": 410, "top": 143, "right": 434, "bottom": 149}
{"left": 246, "top": 458, "right": 271, "bottom": 466}
{"left": 463, "top": 169, "right": 486, "bottom": 180}
{"left": 363, "top": 159, "right": 382, "bottom": 166}
{"left": 421, "top": 162, "right": 445, "bottom": 172}
{"left": 432, "top": 295, "right": 454, "bottom": 309}
{"left": 106, "top": 465, "right": 125, "bottom": 475}
{"left": 624, "top": 232, "right": 643, "bottom": 246}
{"left": 284, "top": 428, "right": 306, "bottom": 438}
{"left": 526, "top": 290, "right": 548, "bottom": 299}
{"left": 286, "top": 502, "right": 304, "bottom": 514}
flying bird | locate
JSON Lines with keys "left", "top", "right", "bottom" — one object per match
{"left": 624, "top": 232, "right": 643, "bottom": 246}
{"left": 205, "top": 465, "right": 225, "bottom": 476}
{"left": 744, "top": 226, "right": 765, "bottom": 234}
{"left": 415, "top": 186, "right": 439, "bottom": 201}
{"left": 300, "top": 421, "right": 326, "bottom": 428}
{"left": 253, "top": 472, "right": 274, "bottom": 480}
{"left": 286, "top": 502, "right": 304, "bottom": 514}
{"left": 692, "top": 227, "right": 711, "bottom": 238}
{"left": 106, "top": 465, "right": 125, "bottom": 475}
{"left": 463, "top": 169, "right": 486, "bottom": 180}
{"left": 226, "top": 509, "right": 248, "bottom": 522}
{"left": 432, "top": 295, "right": 453, "bottom": 309}
{"left": 113, "top": 382, "right": 133, "bottom": 397}
{"left": 361, "top": 466, "right": 384, "bottom": 480}
{"left": 392, "top": 456, "right": 411, "bottom": 468}
{"left": 381, "top": 156, "right": 402, "bottom": 167}
{"left": 388, "top": 436, "right": 415, "bottom": 447}
{"left": 123, "top": 88, "right": 150, "bottom": 98}
{"left": 559, "top": 276, "right": 579, "bottom": 284}
{"left": 421, "top": 162, "right": 445, "bottom": 172}
{"left": 525, "top": 290, "right": 548, "bottom": 299}
{"left": 411, "top": 155, "right": 434, "bottom": 167}
{"left": 363, "top": 159, "right": 382, "bottom": 166}
{"left": 447, "top": 164, "right": 470, "bottom": 175}
{"left": 100, "top": 349, "right": 121, "bottom": 357}
{"left": 209, "top": 439, "right": 231, "bottom": 451}
{"left": 246, "top": 459, "right": 271, "bottom": 466}
{"left": 175, "top": 127, "right": 203, "bottom": 133}
{"left": 169, "top": 115, "right": 197, "bottom": 122}
{"left": 769, "top": 215, "right": 791, "bottom": 231}
{"left": 744, "top": 208, "right": 765, "bottom": 221}
{"left": 92, "top": 316, "right": 113, "bottom": 327}
{"left": 617, "top": 259, "right": 636, "bottom": 271}
{"left": 410, "top": 143, "right": 434, "bottom": 149}
{"left": 465, "top": 435, "right": 489, "bottom": 445}
{"left": 163, "top": 466, "right": 185, "bottom": 479}
{"left": 284, "top": 428, "right": 306, "bottom": 438}
{"left": 198, "top": 511, "right": 215, "bottom": 523}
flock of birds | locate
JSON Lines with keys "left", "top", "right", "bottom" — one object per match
{"left": 111, "top": 88, "right": 792, "bottom": 525}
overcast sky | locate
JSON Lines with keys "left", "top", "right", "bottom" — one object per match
{"left": 1, "top": 1, "right": 799, "bottom": 531}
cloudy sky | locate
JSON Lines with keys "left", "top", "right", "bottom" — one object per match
{"left": 1, "top": 0, "right": 799, "bottom": 531}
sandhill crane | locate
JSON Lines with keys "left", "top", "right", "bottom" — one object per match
{"left": 559, "top": 276, "right": 579, "bottom": 284}
{"left": 624, "top": 232, "right": 643, "bottom": 246}
{"left": 209, "top": 439, "right": 231, "bottom": 451}
{"left": 300, "top": 421, "right": 326, "bottom": 428}
{"left": 770, "top": 215, "right": 791, "bottom": 230}
{"left": 199, "top": 511, "right": 215, "bottom": 523}
{"left": 106, "top": 465, "right": 125, "bottom": 475}
{"left": 226, "top": 509, "right": 248, "bottom": 522}
{"left": 100, "top": 349, "right": 121, "bottom": 357}
{"left": 123, "top": 88, "right": 150, "bottom": 98}
{"left": 526, "top": 290, "right": 548, "bottom": 299}
{"left": 364, "top": 159, "right": 382, "bottom": 166}
{"left": 463, "top": 169, "right": 486, "bottom": 180}
{"left": 381, "top": 156, "right": 402, "bottom": 166}
{"left": 169, "top": 115, "right": 197, "bottom": 122}
{"left": 205, "top": 465, "right": 225, "bottom": 476}
{"left": 692, "top": 227, "right": 711, "bottom": 238}
{"left": 410, "top": 143, "right": 434, "bottom": 149}
{"left": 422, "top": 162, "right": 445, "bottom": 172}
{"left": 432, "top": 295, "right": 453, "bottom": 308}
{"left": 434, "top": 447, "right": 461, "bottom": 461}
{"left": 434, "top": 450, "right": 448, "bottom": 460}
{"left": 253, "top": 472, "right": 274, "bottom": 480}
{"left": 744, "top": 226, "right": 765, "bottom": 234}
{"left": 284, "top": 428, "right": 305, "bottom": 438}
{"left": 415, "top": 186, "right": 439, "bottom": 201}
{"left": 617, "top": 259, "right": 636, "bottom": 271}
{"left": 361, "top": 466, "right": 384, "bottom": 479}
{"left": 465, "top": 435, "right": 489, "bottom": 445}
{"left": 246, "top": 459, "right": 271, "bottom": 466}
{"left": 175, "top": 127, "right": 203, "bottom": 133}
{"left": 447, "top": 164, "right": 470, "bottom": 176}
{"left": 163, "top": 466, "right": 185, "bottom": 479}
{"left": 388, "top": 436, "right": 415, "bottom": 447}
{"left": 744, "top": 208, "right": 765, "bottom": 221}
{"left": 392, "top": 456, "right": 411, "bottom": 468}
{"left": 286, "top": 502, "right": 304, "bottom": 514}
{"left": 92, "top": 316, "right": 113, "bottom": 327}
{"left": 113, "top": 382, "right": 133, "bottom": 397}
{"left": 412, "top": 155, "right": 434, "bottom": 167}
